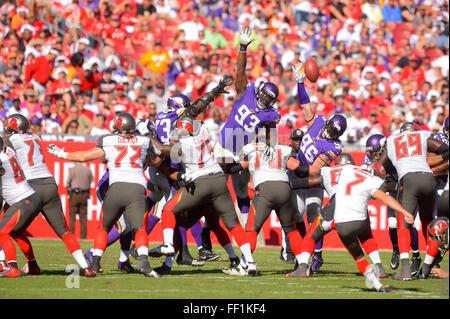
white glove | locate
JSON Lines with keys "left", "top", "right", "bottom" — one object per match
{"left": 47, "top": 144, "right": 68, "bottom": 159}
{"left": 239, "top": 27, "right": 253, "bottom": 47}
{"left": 180, "top": 171, "right": 193, "bottom": 184}
{"left": 292, "top": 61, "right": 306, "bottom": 84}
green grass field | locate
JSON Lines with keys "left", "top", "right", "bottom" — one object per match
{"left": 0, "top": 239, "right": 448, "bottom": 299}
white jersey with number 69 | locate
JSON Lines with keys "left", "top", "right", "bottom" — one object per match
{"left": 178, "top": 126, "right": 223, "bottom": 181}
{"left": 96, "top": 134, "right": 153, "bottom": 188}
{"left": 334, "top": 165, "right": 384, "bottom": 224}
{"left": 386, "top": 130, "right": 433, "bottom": 180}
{"left": 0, "top": 147, "right": 36, "bottom": 205}
{"left": 7, "top": 133, "right": 53, "bottom": 180}
{"left": 242, "top": 143, "right": 292, "bottom": 189}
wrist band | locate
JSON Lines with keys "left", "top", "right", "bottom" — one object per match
{"left": 297, "top": 83, "right": 310, "bottom": 105}
{"left": 239, "top": 44, "right": 248, "bottom": 52}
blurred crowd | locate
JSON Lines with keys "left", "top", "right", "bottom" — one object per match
{"left": 0, "top": 0, "right": 448, "bottom": 147}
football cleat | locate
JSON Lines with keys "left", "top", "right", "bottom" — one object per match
{"left": 22, "top": 261, "right": 41, "bottom": 275}
{"left": 377, "top": 284, "right": 394, "bottom": 293}
{"left": 118, "top": 260, "right": 135, "bottom": 273}
{"left": 410, "top": 256, "right": 422, "bottom": 277}
{"left": 310, "top": 254, "right": 323, "bottom": 274}
{"left": 222, "top": 263, "right": 248, "bottom": 276}
{"left": 85, "top": 250, "right": 103, "bottom": 273}
{"left": 247, "top": 262, "right": 257, "bottom": 276}
{"left": 148, "top": 242, "right": 175, "bottom": 257}
{"left": 229, "top": 257, "right": 240, "bottom": 268}
{"left": 286, "top": 263, "right": 309, "bottom": 278}
{"left": 198, "top": 248, "right": 221, "bottom": 262}
{"left": 82, "top": 268, "right": 96, "bottom": 277}
{"left": 417, "top": 263, "right": 431, "bottom": 279}
{"left": 374, "top": 263, "right": 388, "bottom": 279}
{"left": 136, "top": 258, "right": 160, "bottom": 278}
{"left": 154, "top": 264, "right": 172, "bottom": 276}
{"left": 0, "top": 261, "right": 5, "bottom": 272}
{"left": 390, "top": 249, "right": 400, "bottom": 270}
{"left": 392, "top": 266, "right": 412, "bottom": 281}
{"left": 279, "top": 247, "right": 295, "bottom": 264}
{"left": 0, "top": 265, "right": 22, "bottom": 278}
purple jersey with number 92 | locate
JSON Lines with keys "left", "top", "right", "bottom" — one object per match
{"left": 155, "top": 108, "right": 186, "bottom": 144}
{"left": 296, "top": 115, "right": 343, "bottom": 165}
{"left": 219, "top": 81, "right": 281, "bottom": 153}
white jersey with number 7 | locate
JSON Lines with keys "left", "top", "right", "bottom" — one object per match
{"left": 334, "top": 165, "right": 384, "bottom": 224}
{"left": 178, "top": 125, "right": 223, "bottom": 180}
{"left": 386, "top": 130, "right": 433, "bottom": 180}
{"left": 242, "top": 143, "right": 292, "bottom": 189}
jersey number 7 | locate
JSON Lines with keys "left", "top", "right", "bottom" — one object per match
{"left": 345, "top": 171, "right": 367, "bottom": 196}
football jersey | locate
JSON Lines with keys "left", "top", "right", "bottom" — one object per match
{"left": 334, "top": 165, "right": 384, "bottom": 224}
{"left": 386, "top": 130, "right": 433, "bottom": 180}
{"left": 218, "top": 81, "right": 281, "bottom": 153}
{"left": 319, "top": 165, "right": 344, "bottom": 198}
{"left": 434, "top": 132, "right": 449, "bottom": 146}
{"left": 6, "top": 133, "right": 53, "bottom": 180}
{"left": 178, "top": 125, "right": 223, "bottom": 180}
{"left": 96, "top": 134, "right": 155, "bottom": 189}
{"left": 155, "top": 108, "right": 186, "bottom": 145}
{"left": 296, "top": 115, "right": 343, "bottom": 165}
{"left": 242, "top": 143, "right": 291, "bottom": 188}
{"left": 0, "top": 147, "right": 36, "bottom": 205}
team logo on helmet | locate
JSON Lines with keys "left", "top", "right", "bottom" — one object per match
{"left": 430, "top": 220, "right": 448, "bottom": 237}
{"left": 7, "top": 117, "right": 19, "bottom": 132}
{"left": 113, "top": 116, "right": 123, "bottom": 131}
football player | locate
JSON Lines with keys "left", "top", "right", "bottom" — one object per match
{"left": 292, "top": 161, "right": 415, "bottom": 292}
{"left": 48, "top": 112, "right": 161, "bottom": 277}
{"left": 379, "top": 122, "right": 449, "bottom": 280}
{"left": 280, "top": 129, "right": 307, "bottom": 264}
{"left": 149, "top": 115, "right": 258, "bottom": 276}
{"left": 3, "top": 114, "right": 95, "bottom": 277}
{"left": 289, "top": 154, "right": 388, "bottom": 279}
{"left": 213, "top": 27, "right": 281, "bottom": 229}
{"left": 291, "top": 60, "right": 347, "bottom": 273}
{"left": 364, "top": 133, "right": 421, "bottom": 274}
{"left": 223, "top": 136, "right": 310, "bottom": 276}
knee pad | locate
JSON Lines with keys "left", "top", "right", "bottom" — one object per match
{"left": 388, "top": 217, "right": 398, "bottom": 229}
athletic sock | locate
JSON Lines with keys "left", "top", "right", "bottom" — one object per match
{"left": 189, "top": 220, "right": 203, "bottom": 248}
{"left": 410, "top": 227, "right": 419, "bottom": 253}
{"left": 287, "top": 231, "right": 303, "bottom": 256}
{"left": 146, "top": 214, "right": 160, "bottom": 235}
{"left": 93, "top": 228, "right": 108, "bottom": 256}
{"left": 0, "top": 233, "right": 17, "bottom": 265}
{"left": 237, "top": 196, "right": 250, "bottom": 227}
{"left": 120, "top": 232, "right": 132, "bottom": 253}
{"left": 364, "top": 268, "right": 383, "bottom": 291}
{"left": 211, "top": 224, "right": 231, "bottom": 247}
{"left": 134, "top": 230, "right": 149, "bottom": 256}
{"left": 222, "top": 243, "right": 237, "bottom": 259}
{"left": 0, "top": 248, "right": 5, "bottom": 261}
{"left": 161, "top": 210, "right": 176, "bottom": 245}
{"left": 230, "top": 225, "right": 254, "bottom": 264}
{"left": 106, "top": 226, "right": 121, "bottom": 246}
{"left": 13, "top": 234, "right": 35, "bottom": 261}
{"left": 296, "top": 222, "right": 306, "bottom": 238}
{"left": 368, "top": 251, "right": 381, "bottom": 265}
{"left": 201, "top": 225, "right": 212, "bottom": 251}
{"left": 62, "top": 232, "right": 89, "bottom": 269}
{"left": 119, "top": 249, "right": 130, "bottom": 263}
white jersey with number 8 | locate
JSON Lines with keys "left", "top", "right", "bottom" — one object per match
{"left": 7, "top": 133, "right": 53, "bottom": 180}
{"left": 178, "top": 126, "right": 223, "bottom": 180}
{"left": 242, "top": 143, "right": 292, "bottom": 188}
{"left": 97, "top": 135, "right": 152, "bottom": 188}
{"left": 386, "top": 130, "right": 432, "bottom": 180}
{"left": 0, "top": 147, "right": 36, "bottom": 205}
{"left": 334, "top": 165, "right": 384, "bottom": 224}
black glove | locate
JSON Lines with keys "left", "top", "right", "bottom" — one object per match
{"left": 216, "top": 75, "right": 234, "bottom": 94}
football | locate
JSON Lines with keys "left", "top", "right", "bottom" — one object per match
{"left": 305, "top": 58, "right": 319, "bottom": 82}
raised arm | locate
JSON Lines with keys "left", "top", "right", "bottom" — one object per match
{"left": 235, "top": 27, "right": 253, "bottom": 98}
{"left": 292, "top": 61, "right": 315, "bottom": 128}
{"left": 188, "top": 76, "right": 233, "bottom": 117}
{"left": 47, "top": 144, "right": 105, "bottom": 162}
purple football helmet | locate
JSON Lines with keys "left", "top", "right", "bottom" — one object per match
{"left": 444, "top": 116, "right": 449, "bottom": 139}
{"left": 365, "top": 134, "right": 386, "bottom": 161}
{"left": 323, "top": 114, "right": 347, "bottom": 140}
{"left": 167, "top": 93, "right": 190, "bottom": 110}
{"left": 256, "top": 82, "right": 279, "bottom": 109}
